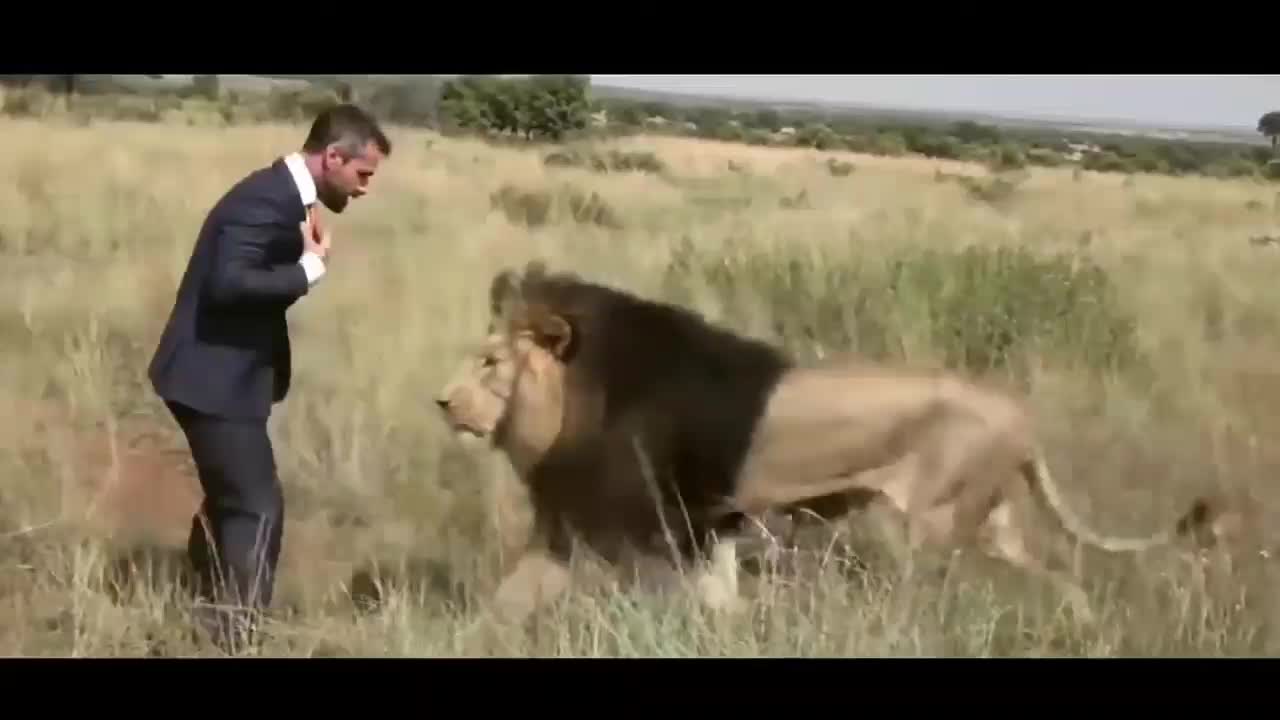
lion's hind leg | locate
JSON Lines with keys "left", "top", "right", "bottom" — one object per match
{"left": 981, "top": 494, "right": 1096, "bottom": 624}
{"left": 899, "top": 421, "right": 1095, "bottom": 622}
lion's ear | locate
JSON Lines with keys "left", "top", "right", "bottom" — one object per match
{"left": 523, "top": 259, "right": 549, "bottom": 282}
{"left": 489, "top": 268, "right": 521, "bottom": 319}
{"left": 528, "top": 308, "right": 573, "bottom": 359}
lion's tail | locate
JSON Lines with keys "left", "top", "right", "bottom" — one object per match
{"left": 1023, "top": 452, "right": 1173, "bottom": 554}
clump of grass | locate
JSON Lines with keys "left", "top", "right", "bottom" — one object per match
{"left": 489, "top": 182, "right": 624, "bottom": 229}
{"left": 931, "top": 169, "right": 1024, "bottom": 206}
{"left": 963, "top": 175, "right": 1022, "bottom": 205}
{"left": 778, "top": 188, "right": 811, "bottom": 210}
{"left": 544, "top": 146, "right": 666, "bottom": 175}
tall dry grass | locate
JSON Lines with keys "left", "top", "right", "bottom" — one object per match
{"left": 3, "top": 114, "right": 1280, "bottom": 657}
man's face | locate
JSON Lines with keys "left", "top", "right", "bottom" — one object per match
{"left": 316, "top": 140, "right": 384, "bottom": 213}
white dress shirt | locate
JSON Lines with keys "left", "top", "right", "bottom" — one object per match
{"left": 283, "top": 152, "right": 326, "bottom": 287}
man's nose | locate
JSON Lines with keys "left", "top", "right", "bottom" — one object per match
{"left": 435, "top": 397, "right": 450, "bottom": 410}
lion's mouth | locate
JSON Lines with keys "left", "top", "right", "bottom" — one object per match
{"left": 447, "top": 420, "right": 492, "bottom": 441}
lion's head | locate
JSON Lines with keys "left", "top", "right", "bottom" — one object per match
{"left": 435, "top": 332, "right": 520, "bottom": 441}
{"left": 435, "top": 262, "right": 573, "bottom": 474}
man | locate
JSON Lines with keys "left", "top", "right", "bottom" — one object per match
{"left": 148, "top": 103, "right": 391, "bottom": 651}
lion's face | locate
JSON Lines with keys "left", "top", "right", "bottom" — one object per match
{"left": 435, "top": 333, "right": 520, "bottom": 442}
{"left": 435, "top": 327, "right": 568, "bottom": 473}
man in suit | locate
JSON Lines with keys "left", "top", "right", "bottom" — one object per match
{"left": 148, "top": 103, "right": 392, "bottom": 651}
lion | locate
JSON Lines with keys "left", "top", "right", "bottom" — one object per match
{"left": 435, "top": 261, "right": 1219, "bottom": 624}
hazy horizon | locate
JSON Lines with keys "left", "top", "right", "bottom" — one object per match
{"left": 590, "top": 75, "right": 1280, "bottom": 131}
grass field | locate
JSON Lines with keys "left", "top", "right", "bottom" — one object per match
{"left": 4, "top": 112, "right": 1280, "bottom": 657}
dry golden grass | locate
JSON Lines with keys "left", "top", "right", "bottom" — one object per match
{"left": 4, "top": 114, "right": 1280, "bottom": 657}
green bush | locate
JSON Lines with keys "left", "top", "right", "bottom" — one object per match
{"left": 907, "top": 132, "right": 969, "bottom": 161}
{"left": 1130, "top": 150, "right": 1173, "bottom": 175}
{"left": 661, "top": 241, "right": 1143, "bottom": 381}
{"left": 882, "top": 245, "right": 1142, "bottom": 376}
{"left": 859, "top": 131, "right": 907, "bottom": 157}
{"left": 1, "top": 86, "right": 57, "bottom": 117}
{"left": 826, "top": 158, "right": 856, "bottom": 177}
{"left": 875, "top": 132, "right": 909, "bottom": 156}
{"left": 1203, "top": 156, "right": 1259, "bottom": 179}
{"left": 988, "top": 143, "right": 1028, "bottom": 171}
{"left": 265, "top": 85, "right": 341, "bottom": 123}
{"left": 1025, "top": 148, "right": 1065, "bottom": 167}
{"left": 794, "top": 124, "right": 843, "bottom": 151}
{"left": 1083, "top": 151, "right": 1136, "bottom": 174}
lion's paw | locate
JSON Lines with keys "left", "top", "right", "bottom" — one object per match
{"left": 695, "top": 573, "right": 746, "bottom": 614}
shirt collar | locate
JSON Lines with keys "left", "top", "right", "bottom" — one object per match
{"left": 283, "top": 151, "right": 317, "bottom": 207}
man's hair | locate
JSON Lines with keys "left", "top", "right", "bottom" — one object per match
{"left": 302, "top": 103, "right": 392, "bottom": 158}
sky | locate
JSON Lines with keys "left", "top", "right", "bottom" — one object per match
{"left": 590, "top": 75, "right": 1279, "bottom": 131}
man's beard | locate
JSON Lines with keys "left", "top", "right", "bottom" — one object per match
{"left": 316, "top": 184, "right": 349, "bottom": 214}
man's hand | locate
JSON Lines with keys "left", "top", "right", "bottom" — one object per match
{"left": 298, "top": 208, "right": 332, "bottom": 288}
{"left": 301, "top": 208, "right": 332, "bottom": 260}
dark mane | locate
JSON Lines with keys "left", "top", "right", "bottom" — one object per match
{"left": 514, "top": 268, "right": 794, "bottom": 561}
{"left": 522, "top": 271, "right": 792, "bottom": 423}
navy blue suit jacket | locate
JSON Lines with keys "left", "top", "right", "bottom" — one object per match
{"left": 149, "top": 158, "right": 313, "bottom": 421}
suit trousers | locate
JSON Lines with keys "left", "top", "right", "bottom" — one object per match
{"left": 165, "top": 400, "right": 285, "bottom": 632}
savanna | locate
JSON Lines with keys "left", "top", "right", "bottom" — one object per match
{"left": 3, "top": 94, "right": 1280, "bottom": 656}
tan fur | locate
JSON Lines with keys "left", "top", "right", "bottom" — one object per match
{"left": 436, "top": 270, "right": 1214, "bottom": 624}
{"left": 729, "top": 357, "right": 1178, "bottom": 550}
{"left": 713, "top": 356, "right": 1213, "bottom": 621}
{"left": 437, "top": 329, "right": 587, "bottom": 622}
{"left": 436, "top": 331, "right": 565, "bottom": 479}
{"left": 440, "top": 332, "right": 1195, "bottom": 624}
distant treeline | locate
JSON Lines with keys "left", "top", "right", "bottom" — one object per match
{"left": 3, "top": 74, "right": 1278, "bottom": 181}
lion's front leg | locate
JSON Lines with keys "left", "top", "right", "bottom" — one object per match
{"left": 691, "top": 534, "right": 746, "bottom": 614}
{"left": 490, "top": 518, "right": 572, "bottom": 624}
{"left": 491, "top": 549, "right": 571, "bottom": 624}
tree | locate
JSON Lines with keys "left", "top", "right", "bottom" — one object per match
{"left": 438, "top": 75, "right": 590, "bottom": 141}
{"left": 191, "top": 75, "right": 219, "bottom": 101}
{"left": 485, "top": 78, "right": 531, "bottom": 136}
{"left": 1258, "top": 111, "right": 1280, "bottom": 153}
{"left": 751, "top": 108, "right": 781, "bottom": 132}
{"left": 950, "top": 120, "right": 1002, "bottom": 145}
{"left": 608, "top": 101, "right": 646, "bottom": 127}
{"left": 638, "top": 100, "right": 677, "bottom": 121}
{"left": 438, "top": 75, "right": 503, "bottom": 134}
{"left": 522, "top": 75, "right": 591, "bottom": 141}
{"left": 686, "top": 106, "right": 731, "bottom": 134}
